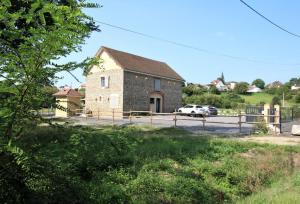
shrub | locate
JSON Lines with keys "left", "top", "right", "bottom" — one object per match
{"left": 184, "top": 94, "right": 222, "bottom": 107}
{"left": 271, "top": 96, "right": 281, "bottom": 106}
{"left": 182, "top": 84, "right": 207, "bottom": 96}
{"left": 295, "top": 94, "right": 300, "bottom": 103}
{"left": 234, "top": 82, "right": 249, "bottom": 94}
{"left": 184, "top": 93, "right": 246, "bottom": 109}
{"left": 254, "top": 118, "right": 269, "bottom": 134}
{"left": 209, "top": 85, "right": 220, "bottom": 95}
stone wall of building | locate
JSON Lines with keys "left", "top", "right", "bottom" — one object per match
{"left": 85, "top": 69, "right": 124, "bottom": 117}
{"left": 85, "top": 50, "right": 125, "bottom": 117}
{"left": 123, "top": 71, "right": 182, "bottom": 112}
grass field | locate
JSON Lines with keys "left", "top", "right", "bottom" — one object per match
{"left": 240, "top": 93, "right": 274, "bottom": 105}
{"left": 239, "top": 92, "right": 296, "bottom": 106}
{"left": 3, "top": 125, "right": 299, "bottom": 203}
{"left": 237, "top": 171, "right": 300, "bottom": 204}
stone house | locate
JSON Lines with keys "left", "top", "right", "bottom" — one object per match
{"left": 85, "top": 46, "right": 184, "bottom": 117}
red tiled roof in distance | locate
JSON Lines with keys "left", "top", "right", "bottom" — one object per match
{"left": 53, "top": 88, "right": 82, "bottom": 98}
{"left": 96, "top": 46, "right": 184, "bottom": 81}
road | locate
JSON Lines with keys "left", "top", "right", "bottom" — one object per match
{"left": 69, "top": 115, "right": 254, "bottom": 135}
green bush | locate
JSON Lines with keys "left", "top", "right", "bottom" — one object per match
{"left": 184, "top": 93, "right": 245, "bottom": 109}
{"left": 271, "top": 96, "right": 281, "bottom": 105}
{"left": 295, "top": 94, "right": 300, "bottom": 103}
{"left": 234, "top": 82, "right": 249, "bottom": 94}
{"left": 184, "top": 94, "right": 222, "bottom": 107}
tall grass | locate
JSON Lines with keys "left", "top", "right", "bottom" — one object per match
{"left": 237, "top": 171, "right": 300, "bottom": 204}
{"left": 1, "top": 125, "right": 299, "bottom": 203}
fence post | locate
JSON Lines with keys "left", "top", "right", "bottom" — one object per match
{"left": 279, "top": 107, "right": 282, "bottom": 134}
{"left": 150, "top": 111, "right": 153, "bottom": 126}
{"left": 174, "top": 113, "right": 177, "bottom": 127}
{"left": 238, "top": 111, "right": 242, "bottom": 134}
{"left": 129, "top": 110, "right": 132, "bottom": 123}
{"left": 112, "top": 109, "right": 115, "bottom": 126}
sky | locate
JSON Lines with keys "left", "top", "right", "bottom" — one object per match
{"left": 56, "top": 0, "right": 300, "bottom": 88}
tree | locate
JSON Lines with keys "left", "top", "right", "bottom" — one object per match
{"left": 0, "top": 0, "right": 100, "bottom": 138}
{"left": 252, "top": 79, "right": 265, "bottom": 89}
{"left": 234, "top": 82, "right": 249, "bottom": 94}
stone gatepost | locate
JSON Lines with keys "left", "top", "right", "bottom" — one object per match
{"left": 263, "top": 104, "right": 270, "bottom": 123}
{"left": 274, "top": 104, "right": 281, "bottom": 133}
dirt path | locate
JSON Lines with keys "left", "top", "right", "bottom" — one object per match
{"left": 238, "top": 135, "right": 300, "bottom": 146}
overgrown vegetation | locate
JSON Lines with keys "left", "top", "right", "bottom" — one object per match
{"left": 1, "top": 126, "right": 299, "bottom": 203}
{"left": 237, "top": 170, "right": 300, "bottom": 204}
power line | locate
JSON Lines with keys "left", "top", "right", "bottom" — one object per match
{"left": 240, "top": 0, "right": 300, "bottom": 38}
{"left": 95, "top": 20, "right": 300, "bottom": 66}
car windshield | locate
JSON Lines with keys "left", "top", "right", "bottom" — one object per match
{"left": 196, "top": 106, "right": 202, "bottom": 108}
{"left": 184, "top": 105, "right": 193, "bottom": 108}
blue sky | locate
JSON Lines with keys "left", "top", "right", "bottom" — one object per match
{"left": 56, "top": 0, "right": 300, "bottom": 87}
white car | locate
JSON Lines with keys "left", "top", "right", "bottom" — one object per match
{"left": 178, "top": 104, "right": 207, "bottom": 117}
{"left": 202, "top": 105, "right": 218, "bottom": 116}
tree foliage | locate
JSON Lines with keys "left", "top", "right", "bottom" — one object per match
{"left": 182, "top": 83, "right": 207, "bottom": 96}
{"left": 0, "top": 0, "right": 100, "bottom": 138}
{"left": 252, "top": 78, "right": 265, "bottom": 89}
{"left": 234, "top": 82, "right": 249, "bottom": 94}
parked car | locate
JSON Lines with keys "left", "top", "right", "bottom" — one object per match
{"left": 178, "top": 104, "right": 207, "bottom": 117}
{"left": 202, "top": 105, "right": 218, "bottom": 116}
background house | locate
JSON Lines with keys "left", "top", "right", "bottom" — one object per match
{"left": 53, "top": 86, "right": 82, "bottom": 117}
{"left": 247, "top": 85, "right": 262, "bottom": 93}
{"left": 266, "top": 81, "right": 283, "bottom": 89}
{"left": 291, "top": 84, "right": 300, "bottom": 90}
{"left": 85, "top": 46, "right": 184, "bottom": 117}
{"left": 210, "top": 79, "right": 228, "bottom": 91}
{"left": 226, "top": 81, "right": 237, "bottom": 90}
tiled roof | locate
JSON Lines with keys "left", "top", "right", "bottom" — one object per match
{"left": 96, "top": 46, "right": 184, "bottom": 81}
{"left": 53, "top": 88, "right": 82, "bottom": 97}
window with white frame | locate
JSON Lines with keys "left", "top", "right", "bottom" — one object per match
{"left": 100, "top": 76, "right": 110, "bottom": 88}
{"left": 154, "top": 79, "right": 161, "bottom": 91}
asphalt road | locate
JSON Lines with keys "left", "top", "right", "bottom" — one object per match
{"left": 69, "top": 115, "right": 254, "bottom": 135}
